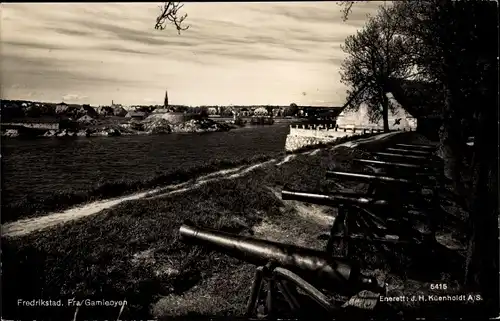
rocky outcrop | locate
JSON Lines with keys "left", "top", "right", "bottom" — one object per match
{"left": 143, "top": 118, "right": 172, "bottom": 134}
{"left": 77, "top": 129, "right": 92, "bottom": 137}
{"left": 77, "top": 115, "right": 96, "bottom": 125}
{"left": 170, "top": 119, "right": 231, "bottom": 133}
{"left": 3, "top": 117, "right": 233, "bottom": 139}
{"left": 98, "top": 128, "right": 121, "bottom": 137}
{"left": 2, "top": 129, "right": 19, "bottom": 137}
{"left": 43, "top": 130, "right": 58, "bottom": 137}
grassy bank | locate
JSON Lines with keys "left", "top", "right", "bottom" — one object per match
{"left": 1, "top": 152, "right": 281, "bottom": 224}
{"left": 2, "top": 132, "right": 485, "bottom": 320}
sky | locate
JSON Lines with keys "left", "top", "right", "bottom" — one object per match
{"left": 1, "top": 2, "right": 384, "bottom": 107}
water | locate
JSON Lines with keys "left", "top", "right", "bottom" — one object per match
{"left": 1, "top": 125, "right": 290, "bottom": 205}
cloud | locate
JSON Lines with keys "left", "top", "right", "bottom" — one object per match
{"left": 143, "top": 97, "right": 159, "bottom": 104}
{"left": 1, "top": 2, "right": 382, "bottom": 106}
{"left": 62, "top": 94, "right": 88, "bottom": 102}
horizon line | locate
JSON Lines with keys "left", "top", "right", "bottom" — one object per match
{"left": 1, "top": 98, "right": 346, "bottom": 108}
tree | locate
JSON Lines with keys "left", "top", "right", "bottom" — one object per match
{"left": 390, "top": 0, "right": 498, "bottom": 307}
{"left": 395, "top": 1, "right": 498, "bottom": 291}
{"left": 342, "top": 0, "right": 498, "bottom": 310}
{"left": 253, "top": 107, "right": 268, "bottom": 116}
{"left": 199, "top": 106, "right": 209, "bottom": 118}
{"left": 340, "top": 4, "right": 414, "bottom": 132}
{"left": 155, "top": 2, "right": 189, "bottom": 34}
{"left": 287, "top": 103, "right": 299, "bottom": 117}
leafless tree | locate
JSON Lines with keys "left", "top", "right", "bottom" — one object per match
{"left": 337, "top": 1, "right": 357, "bottom": 22}
{"left": 155, "top": 2, "right": 189, "bottom": 34}
{"left": 340, "top": 5, "right": 413, "bottom": 131}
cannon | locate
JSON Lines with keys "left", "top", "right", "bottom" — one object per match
{"left": 281, "top": 189, "right": 433, "bottom": 257}
{"left": 352, "top": 159, "right": 440, "bottom": 178}
{"left": 394, "top": 143, "right": 436, "bottom": 150}
{"left": 373, "top": 152, "right": 444, "bottom": 169}
{"left": 281, "top": 189, "right": 389, "bottom": 207}
{"left": 353, "top": 159, "right": 435, "bottom": 171}
{"left": 324, "top": 170, "right": 437, "bottom": 200}
{"left": 325, "top": 170, "right": 416, "bottom": 185}
{"left": 386, "top": 147, "right": 434, "bottom": 155}
{"left": 179, "top": 224, "right": 385, "bottom": 318}
{"left": 374, "top": 152, "right": 430, "bottom": 161}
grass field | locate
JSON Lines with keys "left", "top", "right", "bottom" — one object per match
{"left": 2, "top": 132, "right": 488, "bottom": 320}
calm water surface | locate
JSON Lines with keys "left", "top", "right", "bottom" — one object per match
{"left": 2, "top": 125, "right": 290, "bottom": 204}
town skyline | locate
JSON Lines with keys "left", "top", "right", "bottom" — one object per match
{"left": 1, "top": 2, "right": 383, "bottom": 107}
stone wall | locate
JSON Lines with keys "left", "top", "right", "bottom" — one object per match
{"left": 284, "top": 124, "right": 389, "bottom": 152}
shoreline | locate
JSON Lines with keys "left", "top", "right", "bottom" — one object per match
{"left": 1, "top": 118, "right": 238, "bottom": 138}
{"left": 2, "top": 133, "right": 397, "bottom": 229}
{"left": 1, "top": 117, "right": 304, "bottom": 139}
{"left": 0, "top": 132, "right": 393, "bottom": 224}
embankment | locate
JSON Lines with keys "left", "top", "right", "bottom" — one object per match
{"left": 2, "top": 132, "right": 475, "bottom": 321}
{"left": 1, "top": 153, "right": 278, "bottom": 224}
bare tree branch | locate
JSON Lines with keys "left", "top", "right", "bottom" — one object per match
{"left": 155, "top": 2, "right": 189, "bottom": 34}
{"left": 336, "top": 1, "right": 372, "bottom": 21}
{"left": 339, "top": 3, "right": 416, "bottom": 131}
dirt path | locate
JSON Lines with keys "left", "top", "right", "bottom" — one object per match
{"left": 2, "top": 132, "right": 401, "bottom": 238}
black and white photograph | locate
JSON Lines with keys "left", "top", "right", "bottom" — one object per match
{"left": 1, "top": 1, "right": 498, "bottom": 320}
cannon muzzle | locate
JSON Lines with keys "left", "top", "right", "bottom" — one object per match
{"left": 179, "top": 224, "right": 382, "bottom": 295}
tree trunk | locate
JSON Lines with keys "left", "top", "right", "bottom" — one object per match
{"left": 382, "top": 93, "right": 390, "bottom": 132}
{"left": 438, "top": 85, "right": 467, "bottom": 190}
{"left": 464, "top": 93, "right": 499, "bottom": 310}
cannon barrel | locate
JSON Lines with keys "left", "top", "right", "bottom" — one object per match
{"left": 386, "top": 147, "right": 433, "bottom": 155}
{"left": 179, "top": 224, "right": 382, "bottom": 294}
{"left": 353, "top": 159, "right": 442, "bottom": 174}
{"left": 374, "top": 152, "right": 443, "bottom": 168}
{"left": 354, "top": 158, "right": 426, "bottom": 169}
{"left": 374, "top": 152, "right": 429, "bottom": 160}
{"left": 281, "top": 189, "right": 389, "bottom": 207}
{"left": 395, "top": 143, "right": 436, "bottom": 150}
{"left": 325, "top": 170, "right": 415, "bottom": 185}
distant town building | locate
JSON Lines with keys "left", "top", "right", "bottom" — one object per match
{"left": 55, "top": 102, "right": 70, "bottom": 114}
{"left": 113, "top": 106, "right": 128, "bottom": 117}
{"left": 240, "top": 108, "right": 251, "bottom": 117}
{"left": 97, "top": 106, "right": 114, "bottom": 116}
{"left": 207, "top": 107, "right": 218, "bottom": 115}
{"left": 111, "top": 100, "right": 123, "bottom": 108}
{"left": 125, "top": 111, "right": 146, "bottom": 120}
